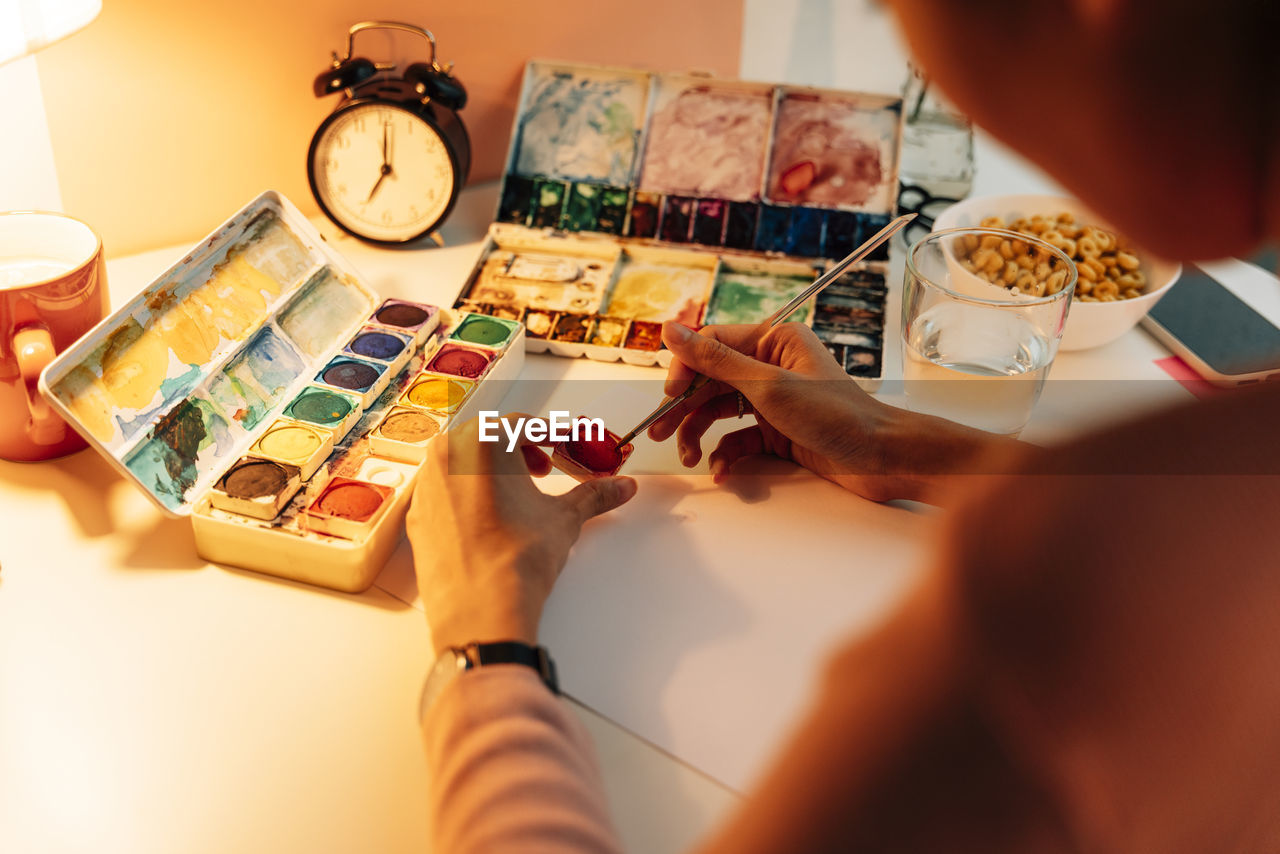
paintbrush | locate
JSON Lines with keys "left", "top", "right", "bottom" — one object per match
{"left": 613, "top": 212, "right": 915, "bottom": 448}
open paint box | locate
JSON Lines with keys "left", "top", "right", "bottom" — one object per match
{"left": 40, "top": 192, "right": 523, "bottom": 593}
{"left": 453, "top": 61, "right": 901, "bottom": 387}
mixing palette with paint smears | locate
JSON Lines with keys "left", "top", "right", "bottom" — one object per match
{"left": 40, "top": 192, "right": 523, "bottom": 592}
{"left": 457, "top": 60, "right": 898, "bottom": 386}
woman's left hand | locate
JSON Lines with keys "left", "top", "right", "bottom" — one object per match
{"left": 407, "top": 416, "right": 637, "bottom": 655}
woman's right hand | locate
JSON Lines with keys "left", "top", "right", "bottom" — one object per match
{"left": 650, "top": 321, "right": 1019, "bottom": 503}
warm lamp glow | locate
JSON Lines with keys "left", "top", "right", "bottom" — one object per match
{"left": 0, "top": 0, "right": 101, "bottom": 65}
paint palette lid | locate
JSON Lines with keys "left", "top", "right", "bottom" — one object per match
{"left": 39, "top": 191, "right": 381, "bottom": 517}
{"left": 492, "top": 60, "right": 904, "bottom": 261}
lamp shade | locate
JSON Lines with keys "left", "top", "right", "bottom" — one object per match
{"left": 0, "top": 0, "right": 101, "bottom": 65}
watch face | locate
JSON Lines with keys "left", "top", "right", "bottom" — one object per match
{"left": 309, "top": 101, "right": 458, "bottom": 243}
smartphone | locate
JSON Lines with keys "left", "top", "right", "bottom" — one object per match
{"left": 1141, "top": 257, "right": 1280, "bottom": 387}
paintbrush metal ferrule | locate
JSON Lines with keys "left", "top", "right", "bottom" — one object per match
{"left": 615, "top": 212, "right": 915, "bottom": 448}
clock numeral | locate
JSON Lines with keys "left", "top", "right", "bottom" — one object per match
{"left": 381, "top": 211, "right": 393, "bottom": 225}
{"left": 354, "top": 116, "right": 366, "bottom": 133}
{"left": 337, "top": 183, "right": 348, "bottom": 195}
{"left": 326, "top": 158, "right": 338, "bottom": 171}
{"left": 409, "top": 205, "right": 419, "bottom": 218}
{"left": 335, "top": 135, "right": 350, "bottom": 150}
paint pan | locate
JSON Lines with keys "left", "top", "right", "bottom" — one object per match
{"left": 343, "top": 326, "right": 414, "bottom": 375}
{"left": 450, "top": 313, "right": 521, "bottom": 350}
{"left": 369, "top": 406, "right": 446, "bottom": 463}
{"left": 314, "top": 356, "right": 390, "bottom": 408}
{"left": 551, "top": 313, "right": 592, "bottom": 343}
{"left": 551, "top": 426, "right": 634, "bottom": 482}
{"left": 283, "top": 386, "right": 363, "bottom": 442}
{"left": 626, "top": 191, "right": 661, "bottom": 238}
{"left": 304, "top": 477, "right": 394, "bottom": 540}
{"left": 595, "top": 187, "right": 629, "bottom": 234}
{"left": 368, "top": 298, "right": 440, "bottom": 346}
{"left": 692, "top": 199, "right": 727, "bottom": 246}
{"left": 623, "top": 320, "right": 663, "bottom": 351}
{"left": 587, "top": 316, "right": 630, "bottom": 348}
{"left": 249, "top": 418, "right": 335, "bottom": 481}
{"left": 209, "top": 456, "right": 302, "bottom": 520}
{"left": 523, "top": 309, "right": 559, "bottom": 340}
{"left": 824, "top": 210, "right": 858, "bottom": 259}
{"left": 562, "top": 182, "right": 602, "bottom": 231}
{"left": 498, "top": 174, "right": 536, "bottom": 225}
{"left": 531, "top": 179, "right": 567, "bottom": 228}
{"left": 754, "top": 205, "right": 792, "bottom": 253}
{"left": 426, "top": 343, "right": 494, "bottom": 379}
{"left": 399, "top": 372, "right": 474, "bottom": 415}
{"left": 724, "top": 202, "right": 759, "bottom": 250}
{"left": 660, "top": 196, "right": 694, "bottom": 243}
{"left": 785, "top": 208, "right": 825, "bottom": 258}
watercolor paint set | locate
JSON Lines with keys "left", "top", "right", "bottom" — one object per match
{"left": 40, "top": 192, "right": 523, "bottom": 592}
{"left": 454, "top": 60, "right": 898, "bottom": 386}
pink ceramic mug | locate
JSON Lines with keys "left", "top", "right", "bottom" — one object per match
{"left": 0, "top": 211, "right": 108, "bottom": 462}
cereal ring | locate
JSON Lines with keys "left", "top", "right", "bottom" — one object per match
{"left": 1093, "top": 281, "right": 1119, "bottom": 298}
{"left": 1002, "top": 260, "right": 1020, "bottom": 284}
{"left": 1045, "top": 269, "right": 1069, "bottom": 295}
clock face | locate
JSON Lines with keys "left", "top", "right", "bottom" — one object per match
{"left": 309, "top": 102, "right": 457, "bottom": 243}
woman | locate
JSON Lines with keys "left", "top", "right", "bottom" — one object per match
{"left": 408, "top": 1, "right": 1280, "bottom": 850}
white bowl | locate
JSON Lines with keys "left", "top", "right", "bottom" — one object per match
{"left": 933, "top": 194, "right": 1181, "bottom": 350}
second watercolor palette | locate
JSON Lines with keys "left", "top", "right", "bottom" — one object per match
{"left": 459, "top": 60, "right": 897, "bottom": 387}
{"left": 41, "top": 192, "right": 524, "bottom": 593}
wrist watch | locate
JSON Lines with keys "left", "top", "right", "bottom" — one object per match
{"left": 419, "top": 640, "right": 559, "bottom": 719}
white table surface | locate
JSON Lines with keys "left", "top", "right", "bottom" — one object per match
{"left": 0, "top": 181, "right": 1193, "bottom": 853}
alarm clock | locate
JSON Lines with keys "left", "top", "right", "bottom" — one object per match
{"left": 308, "top": 21, "right": 471, "bottom": 245}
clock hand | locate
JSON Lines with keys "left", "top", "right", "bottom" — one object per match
{"left": 381, "top": 121, "right": 390, "bottom": 168}
{"left": 366, "top": 163, "right": 391, "bottom": 202}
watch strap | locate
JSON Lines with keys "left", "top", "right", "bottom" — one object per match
{"left": 464, "top": 641, "right": 559, "bottom": 695}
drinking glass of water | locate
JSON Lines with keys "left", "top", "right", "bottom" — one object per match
{"left": 901, "top": 228, "right": 1076, "bottom": 435}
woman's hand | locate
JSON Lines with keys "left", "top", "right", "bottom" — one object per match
{"left": 407, "top": 417, "right": 637, "bottom": 654}
{"left": 652, "top": 321, "right": 1019, "bottom": 503}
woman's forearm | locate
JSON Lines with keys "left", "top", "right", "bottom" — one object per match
{"left": 423, "top": 666, "right": 622, "bottom": 854}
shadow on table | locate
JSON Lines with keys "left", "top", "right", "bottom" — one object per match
{"left": 218, "top": 562, "right": 414, "bottom": 612}
{"left": 0, "top": 447, "right": 123, "bottom": 538}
